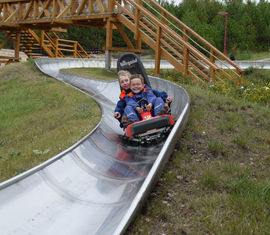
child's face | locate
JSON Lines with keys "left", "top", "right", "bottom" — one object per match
{"left": 119, "top": 75, "right": 130, "bottom": 90}
{"left": 130, "top": 78, "right": 143, "bottom": 94}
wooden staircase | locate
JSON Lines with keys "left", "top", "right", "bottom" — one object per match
{"left": 0, "top": 0, "right": 243, "bottom": 83}
{"left": 113, "top": 0, "right": 243, "bottom": 83}
{"left": 8, "top": 29, "right": 89, "bottom": 59}
{"left": 11, "top": 30, "right": 51, "bottom": 58}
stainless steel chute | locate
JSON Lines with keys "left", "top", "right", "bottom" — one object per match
{"left": 0, "top": 58, "right": 190, "bottom": 235}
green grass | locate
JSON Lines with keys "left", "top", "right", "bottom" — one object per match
{"left": 125, "top": 82, "right": 270, "bottom": 234}
{"left": 0, "top": 61, "right": 101, "bottom": 182}
{"left": 235, "top": 51, "right": 270, "bottom": 61}
{"left": 60, "top": 67, "right": 117, "bottom": 80}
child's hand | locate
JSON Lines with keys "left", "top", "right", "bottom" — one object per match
{"left": 114, "top": 112, "right": 121, "bottom": 119}
{"left": 146, "top": 103, "right": 152, "bottom": 111}
{"left": 166, "top": 96, "right": 173, "bottom": 103}
{"left": 136, "top": 106, "right": 143, "bottom": 113}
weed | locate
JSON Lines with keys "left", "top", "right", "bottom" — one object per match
{"left": 163, "top": 170, "right": 178, "bottom": 183}
{"left": 244, "top": 83, "right": 270, "bottom": 104}
{"left": 183, "top": 131, "right": 192, "bottom": 141}
{"left": 233, "top": 135, "right": 248, "bottom": 149}
{"left": 217, "top": 120, "right": 238, "bottom": 133}
{"left": 244, "top": 67, "right": 256, "bottom": 76}
{"left": 221, "top": 161, "right": 244, "bottom": 176}
{"left": 0, "top": 138, "right": 7, "bottom": 147}
{"left": 7, "top": 152, "right": 21, "bottom": 160}
{"left": 200, "top": 170, "right": 222, "bottom": 189}
{"left": 72, "top": 103, "right": 92, "bottom": 119}
{"left": 226, "top": 176, "right": 270, "bottom": 207}
{"left": 207, "top": 140, "right": 227, "bottom": 156}
{"left": 207, "top": 70, "right": 270, "bottom": 106}
{"left": 261, "top": 185, "right": 270, "bottom": 204}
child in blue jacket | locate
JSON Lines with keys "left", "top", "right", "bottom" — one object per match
{"left": 123, "top": 74, "right": 166, "bottom": 122}
{"left": 114, "top": 70, "right": 132, "bottom": 120}
{"left": 114, "top": 71, "right": 173, "bottom": 125}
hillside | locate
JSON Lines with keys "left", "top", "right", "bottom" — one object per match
{"left": 0, "top": 61, "right": 101, "bottom": 181}
{"left": 127, "top": 82, "right": 270, "bottom": 234}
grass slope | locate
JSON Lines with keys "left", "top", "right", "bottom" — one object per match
{"left": 60, "top": 67, "right": 117, "bottom": 80}
{"left": 0, "top": 61, "right": 101, "bottom": 182}
{"left": 127, "top": 84, "right": 270, "bottom": 234}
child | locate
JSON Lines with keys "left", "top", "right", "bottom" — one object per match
{"left": 123, "top": 74, "right": 167, "bottom": 122}
{"left": 114, "top": 70, "right": 132, "bottom": 120}
{"left": 114, "top": 70, "right": 173, "bottom": 123}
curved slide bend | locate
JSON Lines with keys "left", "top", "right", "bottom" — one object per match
{"left": 0, "top": 58, "right": 190, "bottom": 235}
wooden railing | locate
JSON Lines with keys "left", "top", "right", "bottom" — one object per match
{"left": 29, "top": 30, "right": 56, "bottom": 57}
{"left": 38, "top": 30, "right": 89, "bottom": 58}
{"left": 113, "top": 0, "right": 243, "bottom": 83}
{"left": 0, "top": 0, "right": 111, "bottom": 25}
{"left": 17, "top": 29, "right": 89, "bottom": 59}
{"left": 0, "top": 0, "right": 243, "bottom": 82}
{"left": 54, "top": 38, "right": 89, "bottom": 58}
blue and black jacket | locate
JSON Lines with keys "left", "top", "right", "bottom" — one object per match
{"left": 124, "top": 86, "right": 157, "bottom": 110}
{"left": 114, "top": 85, "right": 168, "bottom": 115}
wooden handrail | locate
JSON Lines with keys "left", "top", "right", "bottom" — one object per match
{"left": 0, "top": 0, "right": 241, "bottom": 80}
{"left": 77, "top": 42, "right": 89, "bottom": 58}
{"left": 147, "top": 0, "right": 243, "bottom": 74}
{"left": 54, "top": 37, "right": 89, "bottom": 58}
{"left": 115, "top": 0, "right": 242, "bottom": 83}
{"left": 117, "top": 0, "right": 218, "bottom": 70}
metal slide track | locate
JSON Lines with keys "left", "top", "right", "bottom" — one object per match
{"left": 0, "top": 58, "right": 190, "bottom": 235}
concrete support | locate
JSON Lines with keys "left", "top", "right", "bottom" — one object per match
{"left": 105, "top": 50, "right": 111, "bottom": 70}
{"left": 105, "top": 18, "right": 113, "bottom": 70}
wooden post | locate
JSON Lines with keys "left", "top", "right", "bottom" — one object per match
{"left": 108, "top": 0, "right": 113, "bottom": 12}
{"left": 3, "top": 4, "right": 7, "bottom": 19}
{"left": 33, "top": 0, "right": 38, "bottom": 18}
{"left": 40, "top": 30, "right": 44, "bottom": 46}
{"left": 105, "top": 18, "right": 113, "bottom": 69}
{"left": 53, "top": 0, "right": 57, "bottom": 17}
{"left": 55, "top": 39, "right": 59, "bottom": 57}
{"left": 74, "top": 42, "right": 77, "bottom": 58}
{"left": 18, "top": 2, "right": 23, "bottom": 19}
{"left": 210, "top": 48, "right": 216, "bottom": 81}
{"left": 14, "top": 32, "right": 20, "bottom": 61}
{"left": 88, "top": 0, "right": 93, "bottom": 13}
{"left": 134, "top": 0, "right": 142, "bottom": 52}
{"left": 155, "top": 26, "right": 161, "bottom": 77}
{"left": 154, "top": 11, "right": 166, "bottom": 77}
{"left": 183, "top": 28, "right": 189, "bottom": 75}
